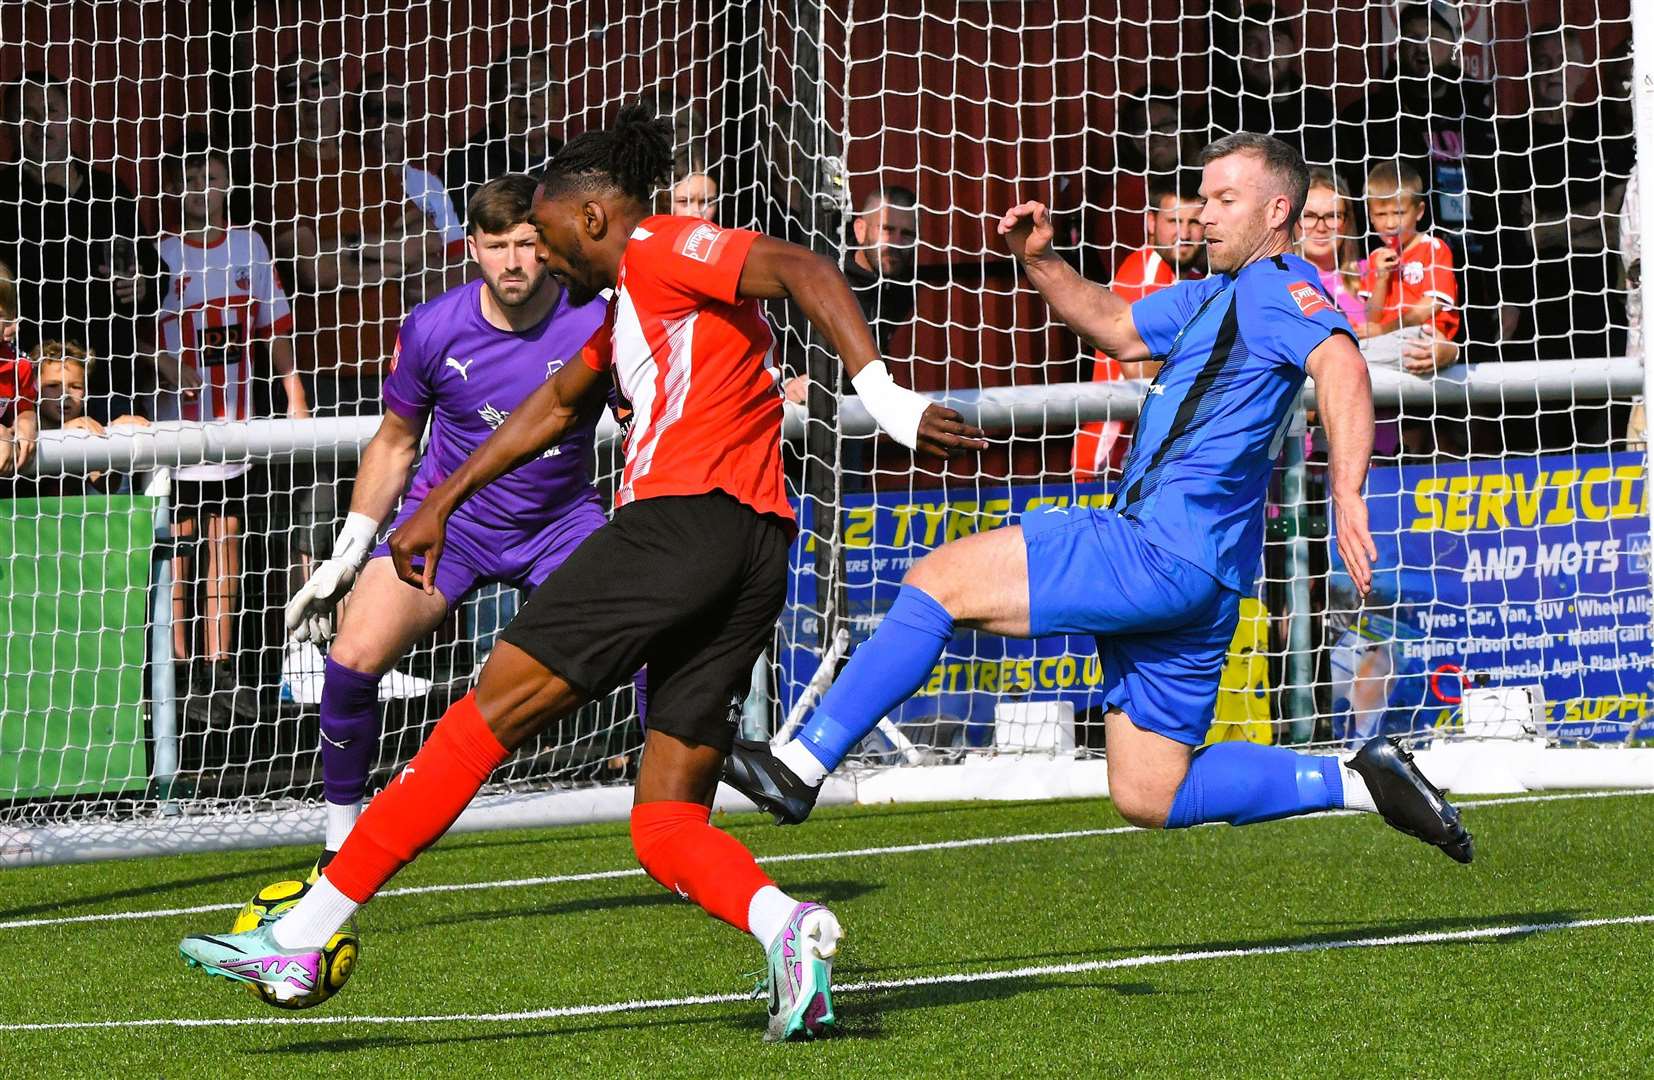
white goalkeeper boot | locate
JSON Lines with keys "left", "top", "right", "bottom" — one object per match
{"left": 280, "top": 641, "right": 327, "bottom": 706}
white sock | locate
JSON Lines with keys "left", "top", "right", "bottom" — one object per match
{"left": 1340, "top": 765, "right": 1378, "bottom": 813}
{"left": 324, "top": 801, "right": 361, "bottom": 852}
{"left": 272, "top": 875, "right": 360, "bottom": 950}
{"left": 776, "top": 740, "right": 830, "bottom": 787}
{"left": 747, "top": 885, "right": 801, "bottom": 952}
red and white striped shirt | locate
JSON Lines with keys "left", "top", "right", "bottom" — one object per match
{"left": 582, "top": 216, "right": 789, "bottom": 524}
{"left": 156, "top": 228, "right": 293, "bottom": 479}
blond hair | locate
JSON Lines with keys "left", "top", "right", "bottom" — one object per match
{"left": 34, "top": 339, "right": 93, "bottom": 375}
{"left": 1365, "top": 160, "right": 1425, "bottom": 205}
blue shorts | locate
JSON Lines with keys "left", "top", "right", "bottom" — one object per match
{"left": 1022, "top": 504, "right": 1242, "bottom": 746}
{"left": 372, "top": 495, "right": 608, "bottom": 607}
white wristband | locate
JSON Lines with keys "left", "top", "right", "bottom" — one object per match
{"left": 850, "top": 360, "right": 931, "bottom": 451}
{"left": 332, "top": 512, "right": 381, "bottom": 568}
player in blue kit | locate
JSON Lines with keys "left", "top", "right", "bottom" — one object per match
{"left": 283, "top": 174, "right": 613, "bottom": 873}
{"left": 724, "top": 133, "right": 1473, "bottom": 863}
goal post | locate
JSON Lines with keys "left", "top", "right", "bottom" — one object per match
{"left": 2, "top": 0, "right": 1652, "bottom": 867}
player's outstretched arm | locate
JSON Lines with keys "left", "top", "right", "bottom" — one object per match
{"left": 285, "top": 407, "right": 424, "bottom": 641}
{"left": 736, "top": 236, "right": 987, "bottom": 459}
{"left": 1307, "top": 332, "right": 1379, "bottom": 597}
{"left": 996, "top": 201, "right": 1150, "bottom": 362}
{"left": 389, "top": 358, "right": 605, "bottom": 592}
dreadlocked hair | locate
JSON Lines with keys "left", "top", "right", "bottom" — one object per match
{"left": 542, "top": 101, "right": 674, "bottom": 206}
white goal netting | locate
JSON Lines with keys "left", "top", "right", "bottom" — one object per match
{"left": 0, "top": 0, "right": 1646, "bottom": 862}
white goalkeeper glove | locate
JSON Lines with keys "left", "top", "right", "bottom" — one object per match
{"left": 850, "top": 360, "right": 932, "bottom": 451}
{"left": 285, "top": 512, "right": 381, "bottom": 644}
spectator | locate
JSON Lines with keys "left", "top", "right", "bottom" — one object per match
{"left": 1295, "top": 168, "right": 1365, "bottom": 328}
{"left": 260, "top": 55, "right": 432, "bottom": 412}
{"left": 358, "top": 68, "right": 468, "bottom": 301}
{"left": 1073, "top": 172, "right": 1204, "bottom": 481}
{"left": 444, "top": 44, "right": 562, "bottom": 222}
{"left": 661, "top": 166, "right": 718, "bottom": 220}
{"left": 158, "top": 134, "right": 307, "bottom": 726}
{"left": 1490, "top": 22, "right": 1632, "bottom": 366}
{"left": 783, "top": 186, "right": 919, "bottom": 404}
{"left": 30, "top": 339, "right": 149, "bottom": 494}
{"left": 1209, "top": 3, "right": 1337, "bottom": 167}
{"left": 1102, "top": 88, "right": 1204, "bottom": 266}
{"left": 0, "top": 260, "right": 37, "bottom": 477}
{"left": 1360, "top": 160, "right": 1463, "bottom": 456}
{"left": 1335, "top": 3, "right": 1493, "bottom": 241}
{"left": 0, "top": 73, "right": 162, "bottom": 422}
{"left": 1358, "top": 159, "right": 1459, "bottom": 350}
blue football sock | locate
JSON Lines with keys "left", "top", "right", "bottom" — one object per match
{"left": 1164, "top": 742, "right": 1345, "bottom": 829}
{"left": 798, "top": 586, "right": 955, "bottom": 772}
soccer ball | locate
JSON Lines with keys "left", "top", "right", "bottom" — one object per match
{"left": 230, "top": 879, "right": 359, "bottom": 1010}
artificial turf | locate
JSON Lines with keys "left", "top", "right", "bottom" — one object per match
{"left": 2, "top": 790, "right": 1650, "bottom": 1078}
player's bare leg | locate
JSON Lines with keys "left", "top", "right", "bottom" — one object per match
{"left": 632, "top": 727, "right": 841, "bottom": 1040}
{"left": 202, "top": 511, "right": 240, "bottom": 662}
{"left": 314, "top": 556, "right": 457, "bottom": 864}
{"left": 170, "top": 516, "right": 196, "bottom": 663}
{"left": 1101, "top": 707, "right": 1193, "bottom": 829}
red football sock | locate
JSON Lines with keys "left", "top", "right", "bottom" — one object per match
{"left": 325, "top": 692, "right": 509, "bottom": 904}
{"left": 630, "top": 801, "right": 774, "bottom": 932}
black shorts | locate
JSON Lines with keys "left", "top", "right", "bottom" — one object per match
{"left": 172, "top": 471, "right": 250, "bottom": 524}
{"left": 500, "top": 492, "right": 790, "bottom": 754}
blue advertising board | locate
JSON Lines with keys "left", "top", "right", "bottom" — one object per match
{"left": 1330, "top": 452, "right": 1652, "bottom": 743}
{"left": 782, "top": 481, "right": 1272, "bottom": 747}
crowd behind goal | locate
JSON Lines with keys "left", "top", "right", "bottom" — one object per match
{"left": 0, "top": 1, "right": 1641, "bottom": 803}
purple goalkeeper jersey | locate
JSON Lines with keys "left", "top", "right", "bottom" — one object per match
{"left": 383, "top": 280, "right": 608, "bottom": 535}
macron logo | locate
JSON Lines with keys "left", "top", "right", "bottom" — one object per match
{"left": 446, "top": 356, "right": 477, "bottom": 380}
{"left": 1287, "top": 282, "right": 1331, "bottom": 318}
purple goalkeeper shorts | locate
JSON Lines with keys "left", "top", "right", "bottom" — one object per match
{"left": 372, "top": 493, "right": 608, "bottom": 605}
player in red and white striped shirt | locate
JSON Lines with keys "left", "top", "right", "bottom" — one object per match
{"left": 180, "top": 103, "right": 984, "bottom": 1039}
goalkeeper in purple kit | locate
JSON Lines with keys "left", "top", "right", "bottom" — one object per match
{"left": 283, "top": 174, "right": 615, "bottom": 875}
{"left": 724, "top": 133, "right": 1474, "bottom": 865}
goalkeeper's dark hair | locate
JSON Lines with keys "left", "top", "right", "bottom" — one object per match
{"left": 468, "top": 173, "right": 540, "bottom": 235}
{"left": 541, "top": 102, "right": 674, "bottom": 207}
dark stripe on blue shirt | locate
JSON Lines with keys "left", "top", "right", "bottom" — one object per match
{"left": 1119, "top": 293, "right": 1242, "bottom": 513}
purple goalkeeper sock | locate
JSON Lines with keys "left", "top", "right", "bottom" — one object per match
{"left": 797, "top": 586, "right": 955, "bottom": 771}
{"left": 319, "top": 657, "right": 382, "bottom": 805}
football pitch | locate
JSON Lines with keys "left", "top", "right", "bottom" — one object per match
{"left": 3, "top": 790, "right": 1650, "bottom": 1078}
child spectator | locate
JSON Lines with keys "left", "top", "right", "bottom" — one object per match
{"left": 1359, "top": 159, "right": 1460, "bottom": 347}
{"left": 31, "top": 339, "right": 149, "bottom": 494}
{"left": 0, "top": 259, "right": 37, "bottom": 476}
{"left": 662, "top": 168, "right": 718, "bottom": 220}
{"left": 156, "top": 134, "right": 308, "bottom": 727}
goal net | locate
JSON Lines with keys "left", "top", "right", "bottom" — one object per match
{"left": 0, "top": 0, "right": 1647, "bottom": 864}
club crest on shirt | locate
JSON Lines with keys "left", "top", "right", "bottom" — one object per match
{"left": 677, "top": 222, "right": 728, "bottom": 264}
{"left": 1287, "top": 281, "right": 1330, "bottom": 317}
{"left": 478, "top": 402, "right": 560, "bottom": 458}
{"left": 235, "top": 266, "right": 251, "bottom": 292}
{"left": 1402, "top": 260, "right": 1425, "bottom": 286}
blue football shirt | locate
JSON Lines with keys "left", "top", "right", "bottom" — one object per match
{"left": 1117, "top": 252, "right": 1355, "bottom": 594}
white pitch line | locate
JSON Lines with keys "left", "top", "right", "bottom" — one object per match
{"left": 4, "top": 788, "right": 1650, "bottom": 933}
{"left": 4, "top": 910, "right": 1651, "bottom": 1033}
{"left": 0, "top": 826, "right": 1139, "bottom": 932}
